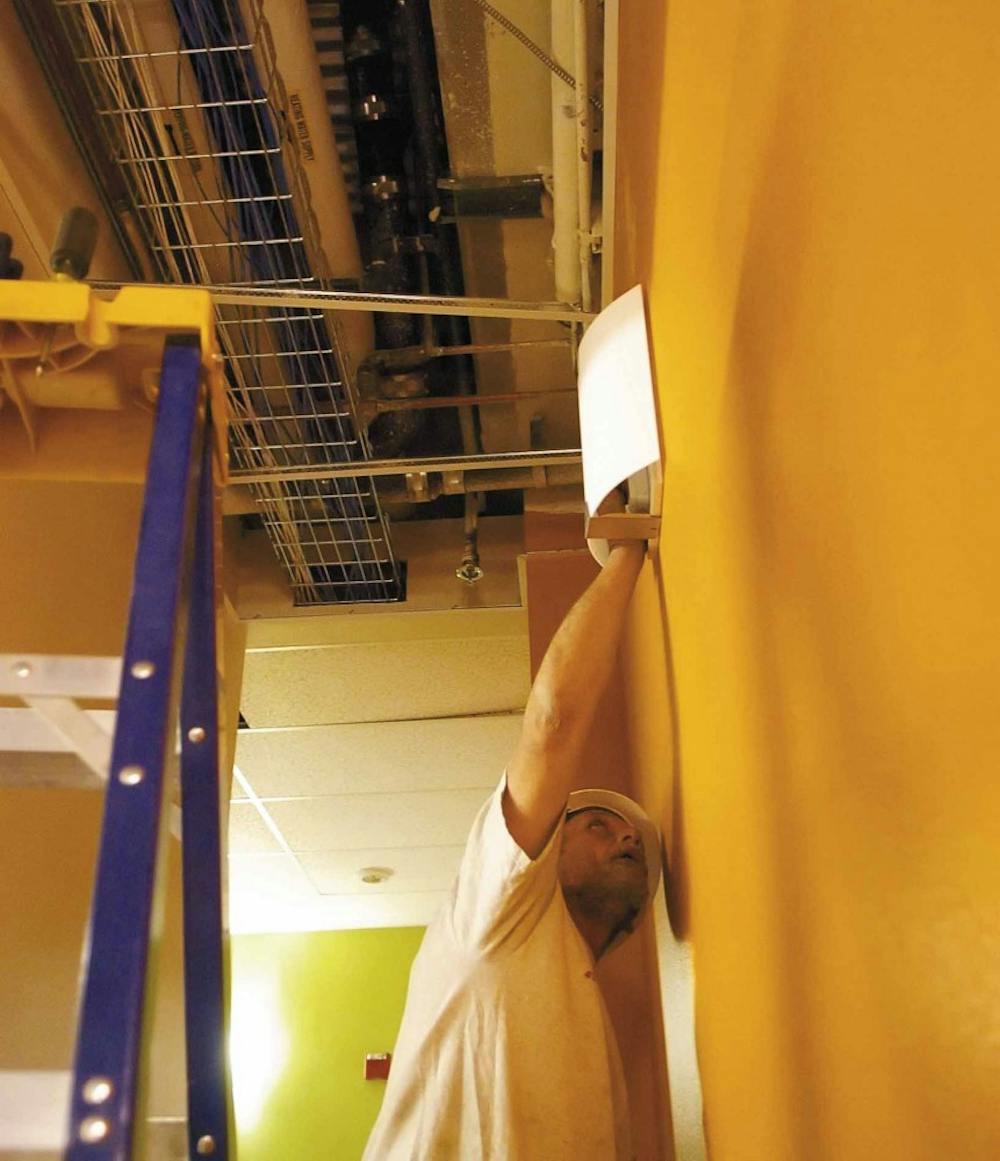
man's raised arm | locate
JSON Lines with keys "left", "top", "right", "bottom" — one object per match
{"left": 504, "top": 542, "right": 645, "bottom": 858}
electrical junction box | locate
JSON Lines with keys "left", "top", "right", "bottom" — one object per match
{"left": 364, "top": 1053, "right": 392, "bottom": 1081}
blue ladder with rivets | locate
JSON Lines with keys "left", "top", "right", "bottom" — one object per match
{"left": 65, "top": 337, "right": 233, "bottom": 1160}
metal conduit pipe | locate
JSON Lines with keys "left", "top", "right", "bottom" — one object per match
{"left": 90, "top": 280, "right": 596, "bottom": 322}
{"left": 391, "top": 462, "right": 583, "bottom": 505}
{"left": 357, "top": 387, "right": 578, "bottom": 422}
{"left": 225, "top": 464, "right": 583, "bottom": 513}
{"left": 231, "top": 448, "right": 582, "bottom": 484}
{"left": 365, "top": 337, "right": 570, "bottom": 372}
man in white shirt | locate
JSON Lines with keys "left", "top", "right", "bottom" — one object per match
{"left": 363, "top": 540, "right": 659, "bottom": 1160}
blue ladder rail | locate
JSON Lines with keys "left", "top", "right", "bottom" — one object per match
{"left": 65, "top": 337, "right": 234, "bottom": 1159}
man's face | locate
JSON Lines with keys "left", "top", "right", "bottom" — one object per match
{"left": 558, "top": 808, "right": 649, "bottom": 918}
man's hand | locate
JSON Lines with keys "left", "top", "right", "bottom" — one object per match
{"left": 587, "top": 485, "right": 654, "bottom": 555}
{"left": 596, "top": 485, "right": 629, "bottom": 517}
{"left": 598, "top": 486, "right": 634, "bottom": 550}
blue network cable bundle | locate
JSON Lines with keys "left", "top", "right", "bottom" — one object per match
{"left": 169, "top": 0, "right": 400, "bottom": 602}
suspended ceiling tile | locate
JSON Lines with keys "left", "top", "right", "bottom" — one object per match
{"left": 228, "top": 852, "right": 316, "bottom": 908}
{"left": 239, "top": 635, "right": 530, "bottom": 728}
{"left": 235, "top": 713, "right": 522, "bottom": 798}
{"left": 265, "top": 788, "right": 491, "bottom": 853}
{"left": 228, "top": 890, "right": 446, "bottom": 934}
{"left": 228, "top": 802, "right": 283, "bottom": 854}
{"left": 243, "top": 607, "right": 527, "bottom": 650}
{"left": 297, "top": 844, "right": 466, "bottom": 896}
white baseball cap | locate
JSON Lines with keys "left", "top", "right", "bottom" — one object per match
{"left": 565, "top": 788, "right": 662, "bottom": 905}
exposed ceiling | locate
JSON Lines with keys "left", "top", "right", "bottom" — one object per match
{"left": 0, "top": 0, "right": 610, "bottom": 938}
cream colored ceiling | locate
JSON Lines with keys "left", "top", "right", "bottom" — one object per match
{"left": 228, "top": 607, "right": 529, "bottom": 933}
{"left": 240, "top": 637, "right": 529, "bottom": 728}
{"left": 265, "top": 787, "right": 498, "bottom": 852}
{"left": 236, "top": 715, "right": 525, "bottom": 797}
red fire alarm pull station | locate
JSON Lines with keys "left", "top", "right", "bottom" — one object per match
{"left": 364, "top": 1052, "right": 392, "bottom": 1081}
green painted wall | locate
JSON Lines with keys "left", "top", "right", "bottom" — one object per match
{"left": 230, "top": 927, "right": 424, "bottom": 1160}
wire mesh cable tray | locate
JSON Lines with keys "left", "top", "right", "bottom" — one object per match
{"left": 48, "top": 0, "right": 402, "bottom": 604}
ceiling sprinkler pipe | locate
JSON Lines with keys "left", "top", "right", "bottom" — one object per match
{"left": 456, "top": 491, "right": 485, "bottom": 584}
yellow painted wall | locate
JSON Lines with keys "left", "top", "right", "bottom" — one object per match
{"left": 615, "top": 2, "right": 1000, "bottom": 1159}
{"left": 230, "top": 927, "right": 425, "bottom": 1160}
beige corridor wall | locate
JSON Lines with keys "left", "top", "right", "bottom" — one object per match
{"left": 614, "top": 2, "right": 1000, "bottom": 1159}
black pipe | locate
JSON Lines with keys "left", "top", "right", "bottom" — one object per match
{"left": 393, "top": 0, "right": 483, "bottom": 461}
